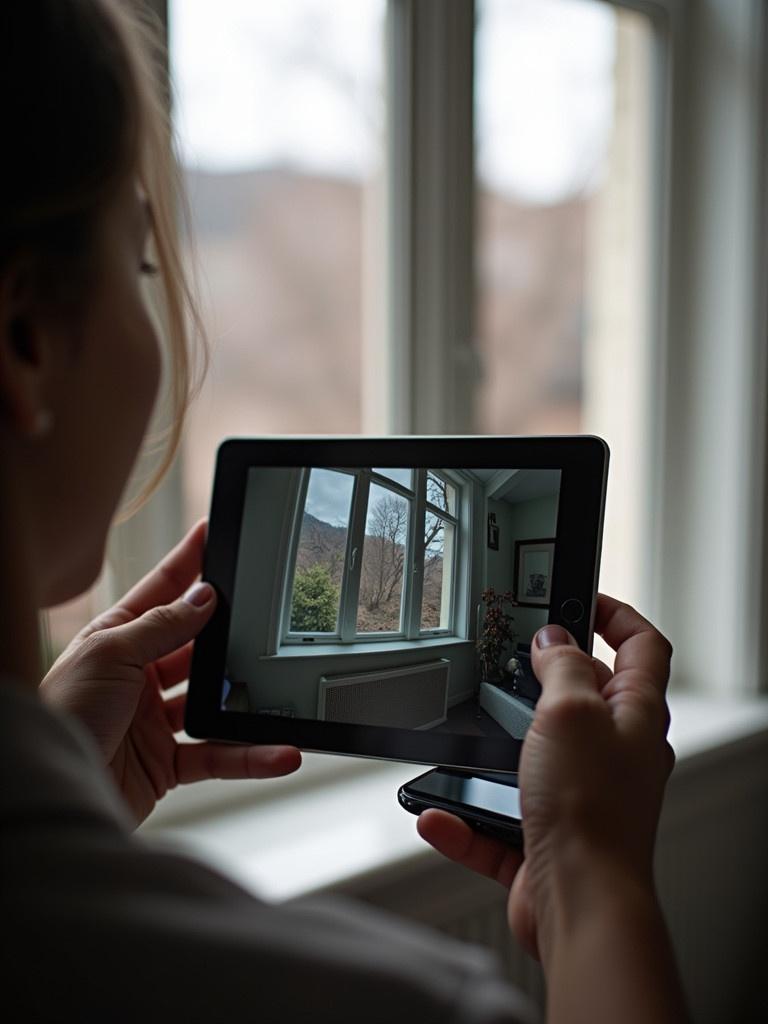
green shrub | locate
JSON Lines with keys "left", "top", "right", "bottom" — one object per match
{"left": 291, "top": 564, "right": 339, "bottom": 633}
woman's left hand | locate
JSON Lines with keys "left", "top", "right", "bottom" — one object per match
{"left": 40, "top": 520, "right": 302, "bottom": 826}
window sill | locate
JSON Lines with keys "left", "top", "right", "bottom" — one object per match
{"left": 141, "top": 694, "right": 768, "bottom": 903}
{"left": 262, "top": 636, "right": 472, "bottom": 659}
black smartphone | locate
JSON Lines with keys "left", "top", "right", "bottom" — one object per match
{"left": 398, "top": 767, "right": 523, "bottom": 847}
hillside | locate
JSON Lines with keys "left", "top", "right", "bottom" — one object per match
{"left": 294, "top": 510, "right": 443, "bottom": 632}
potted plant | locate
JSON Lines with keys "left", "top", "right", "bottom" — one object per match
{"left": 476, "top": 587, "right": 518, "bottom": 683}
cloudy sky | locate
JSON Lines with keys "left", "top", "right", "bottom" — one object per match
{"left": 170, "top": 0, "right": 616, "bottom": 205}
{"left": 303, "top": 469, "right": 414, "bottom": 526}
{"left": 304, "top": 469, "right": 355, "bottom": 525}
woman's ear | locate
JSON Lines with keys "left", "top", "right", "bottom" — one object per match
{"left": 0, "top": 262, "right": 55, "bottom": 438}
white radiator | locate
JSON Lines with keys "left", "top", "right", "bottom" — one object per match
{"left": 318, "top": 660, "right": 449, "bottom": 730}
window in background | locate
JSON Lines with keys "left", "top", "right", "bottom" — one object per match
{"left": 46, "top": 1, "right": 653, "bottom": 671}
{"left": 170, "top": 0, "right": 386, "bottom": 526}
{"left": 474, "top": 0, "right": 653, "bottom": 633}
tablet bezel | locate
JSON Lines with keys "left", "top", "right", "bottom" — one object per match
{"left": 186, "top": 436, "right": 608, "bottom": 772}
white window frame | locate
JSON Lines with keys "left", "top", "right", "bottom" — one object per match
{"left": 420, "top": 470, "right": 460, "bottom": 637}
{"left": 281, "top": 467, "right": 461, "bottom": 646}
{"left": 647, "top": 0, "right": 768, "bottom": 697}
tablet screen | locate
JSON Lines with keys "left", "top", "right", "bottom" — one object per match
{"left": 222, "top": 465, "right": 560, "bottom": 742}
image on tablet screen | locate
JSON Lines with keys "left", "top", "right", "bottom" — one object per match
{"left": 222, "top": 467, "right": 560, "bottom": 740}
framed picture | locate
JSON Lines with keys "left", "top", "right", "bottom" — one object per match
{"left": 514, "top": 538, "right": 555, "bottom": 607}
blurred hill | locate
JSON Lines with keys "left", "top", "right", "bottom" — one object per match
{"left": 181, "top": 166, "right": 585, "bottom": 522}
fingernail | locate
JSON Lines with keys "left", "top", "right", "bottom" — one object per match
{"left": 536, "top": 625, "right": 574, "bottom": 648}
{"left": 183, "top": 582, "right": 214, "bottom": 607}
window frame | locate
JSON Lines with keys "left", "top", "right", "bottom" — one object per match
{"left": 647, "top": 0, "right": 768, "bottom": 696}
{"left": 281, "top": 467, "right": 462, "bottom": 646}
{"left": 419, "top": 470, "right": 460, "bottom": 636}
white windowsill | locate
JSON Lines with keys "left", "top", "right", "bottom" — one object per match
{"left": 262, "top": 636, "right": 471, "bottom": 659}
{"left": 142, "top": 693, "right": 768, "bottom": 903}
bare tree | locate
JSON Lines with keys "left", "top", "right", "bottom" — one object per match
{"left": 359, "top": 494, "right": 407, "bottom": 612}
{"left": 426, "top": 474, "right": 449, "bottom": 513}
{"left": 422, "top": 515, "right": 445, "bottom": 599}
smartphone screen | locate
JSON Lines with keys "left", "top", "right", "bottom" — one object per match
{"left": 407, "top": 769, "right": 522, "bottom": 821}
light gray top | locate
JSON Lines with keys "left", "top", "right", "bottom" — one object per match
{"left": 0, "top": 680, "right": 535, "bottom": 1023}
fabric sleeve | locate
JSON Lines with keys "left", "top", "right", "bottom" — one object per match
{"left": 0, "top": 682, "right": 537, "bottom": 1024}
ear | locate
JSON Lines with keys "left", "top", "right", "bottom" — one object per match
{"left": 0, "top": 260, "right": 54, "bottom": 437}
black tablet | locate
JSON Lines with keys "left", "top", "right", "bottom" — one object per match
{"left": 186, "top": 436, "right": 608, "bottom": 772}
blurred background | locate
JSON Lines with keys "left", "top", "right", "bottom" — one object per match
{"left": 45, "top": 3, "right": 767, "bottom": 1020}
{"left": 50, "top": 0, "right": 659, "bottom": 675}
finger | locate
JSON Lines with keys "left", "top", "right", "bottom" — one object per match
{"left": 149, "top": 641, "right": 194, "bottom": 691}
{"left": 530, "top": 625, "right": 602, "bottom": 710}
{"left": 508, "top": 862, "right": 540, "bottom": 961}
{"left": 595, "top": 594, "right": 673, "bottom": 694}
{"left": 593, "top": 656, "right": 613, "bottom": 692}
{"left": 592, "top": 597, "right": 673, "bottom": 739}
{"left": 163, "top": 691, "right": 187, "bottom": 734}
{"left": 104, "top": 583, "right": 216, "bottom": 668}
{"left": 175, "top": 742, "right": 302, "bottom": 785}
{"left": 416, "top": 809, "right": 523, "bottom": 889}
{"left": 71, "top": 603, "right": 137, "bottom": 644}
{"left": 112, "top": 520, "right": 208, "bottom": 620}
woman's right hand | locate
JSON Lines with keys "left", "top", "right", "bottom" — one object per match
{"left": 512, "top": 596, "right": 675, "bottom": 959}
{"left": 418, "top": 595, "right": 680, "bottom": 999}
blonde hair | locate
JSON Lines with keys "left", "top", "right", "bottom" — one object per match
{"left": 1, "top": 0, "right": 206, "bottom": 515}
{"left": 105, "top": 1, "right": 208, "bottom": 516}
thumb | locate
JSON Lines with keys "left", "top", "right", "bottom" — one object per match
{"left": 530, "top": 624, "right": 601, "bottom": 714}
{"left": 507, "top": 861, "right": 540, "bottom": 961}
{"left": 106, "top": 582, "right": 217, "bottom": 667}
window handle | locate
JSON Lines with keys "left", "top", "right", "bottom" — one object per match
{"left": 350, "top": 546, "right": 358, "bottom": 571}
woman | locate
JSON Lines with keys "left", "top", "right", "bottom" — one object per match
{"left": 0, "top": 2, "right": 687, "bottom": 1021}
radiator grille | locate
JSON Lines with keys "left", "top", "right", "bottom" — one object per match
{"left": 318, "top": 660, "right": 449, "bottom": 729}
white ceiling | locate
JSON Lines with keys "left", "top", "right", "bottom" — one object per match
{"left": 463, "top": 467, "right": 561, "bottom": 504}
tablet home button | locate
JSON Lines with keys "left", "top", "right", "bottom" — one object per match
{"left": 560, "top": 598, "right": 585, "bottom": 625}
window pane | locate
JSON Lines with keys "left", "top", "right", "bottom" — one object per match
{"left": 475, "top": 0, "right": 653, "bottom": 639}
{"left": 289, "top": 469, "right": 354, "bottom": 633}
{"left": 422, "top": 513, "right": 454, "bottom": 631}
{"left": 357, "top": 483, "right": 408, "bottom": 633}
{"left": 171, "top": 0, "right": 386, "bottom": 525}
{"left": 426, "top": 472, "right": 456, "bottom": 516}
{"left": 372, "top": 468, "right": 412, "bottom": 490}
